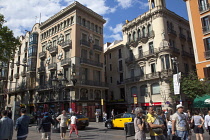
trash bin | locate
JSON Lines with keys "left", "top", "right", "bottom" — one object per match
{"left": 124, "top": 122, "right": 135, "bottom": 136}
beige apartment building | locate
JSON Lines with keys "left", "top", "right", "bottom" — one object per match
{"left": 6, "top": 1, "right": 106, "bottom": 120}
{"left": 105, "top": 0, "right": 196, "bottom": 112}
{"left": 36, "top": 1, "right": 106, "bottom": 120}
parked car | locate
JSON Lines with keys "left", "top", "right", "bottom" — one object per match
{"left": 67, "top": 114, "right": 89, "bottom": 129}
{"left": 105, "top": 113, "right": 135, "bottom": 129}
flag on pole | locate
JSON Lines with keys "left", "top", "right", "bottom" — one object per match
{"left": 173, "top": 72, "right": 181, "bottom": 95}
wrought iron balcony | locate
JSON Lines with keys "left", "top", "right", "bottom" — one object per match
{"left": 179, "top": 33, "right": 186, "bottom": 41}
{"left": 21, "top": 71, "right": 26, "bottom": 77}
{"left": 80, "top": 39, "right": 90, "bottom": 47}
{"left": 199, "top": 3, "right": 210, "bottom": 13}
{"left": 14, "top": 73, "right": 19, "bottom": 79}
{"left": 39, "top": 51, "right": 46, "bottom": 59}
{"left": 78, "top": 79, "right": 108, "bottom": 87}
{"left": 204, "top": 50, "right": 210, "bottom": 59}
{"left": 61, "top": 58, "right": 71, "bottom": 67}
{"left": 9, "top": 76, "right": 13, "bottom": 81}
{"left": 203, "top": 25, "right": 210, "bottom": 34}
{"left": 36, "top": 84, "right": 53, "bottom": 91}
{"left": 80, "top": 58, "right": 103, "bottom": 68}
{"left": 49, "top": 46, "right": 58, "bottom": 54}
{"left": 22, "top": 58, "right": 27, "bottom": 63}
{"left": 48, "top": 63, "right": 57, "bottom": 70}
{"left": 93, "top": 44, "right": 103, "bottom": 52}
{"left": 61, "top": 40, "right": 72, "bottom": 50}
{"left": 38, "top": 66, "right": 45, "bottom": 73}
{"left": 167, "top": 28, "right": 177, "bottom": 37}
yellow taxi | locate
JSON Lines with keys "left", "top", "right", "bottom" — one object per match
{"left": 105, "top": 113, "right": 135, "bottom": 129}
{"left": 67, "top": 114, "right": 89, "bottom": 129}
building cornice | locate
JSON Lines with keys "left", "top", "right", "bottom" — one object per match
{"left": 40, "top": 1, "right": 105, "bottom": 29}
{"left": 122, "top": 6, "right": 189, "bottom": 32}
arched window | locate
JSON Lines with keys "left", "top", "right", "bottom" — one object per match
{"left": 131, "top": 86, "right": 137, "bottom": 97}
{"left": 151, "top": 83, "right": 160, "bottom": 95}
{"left": 142, "top": 27, "right": 146, "bottom": 37}
{"left": 138, "top": 29, "right": 141, "bottom": 39}
{"left": 133, "top": 31, "right": 136, "bottom": 41}
{"left": 148, "top": 24, "right": 152, "bottom": 37}
{"left": 80, "top": 88, "right": 88, "bottom": 100}
{"left": 128, "top": 34, "right": 131, "bottom": 42}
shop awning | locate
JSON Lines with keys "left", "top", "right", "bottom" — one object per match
{"left": 193, "top": 95, "right": 210, "bottom": 108}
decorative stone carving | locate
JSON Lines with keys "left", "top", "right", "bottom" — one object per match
{"left": 58, "top": 34, "right": 64, "bottom": 45}
{"left": 57, "top": 51, "right": 63, "bottom": 60}
{"left": 46, "top": 40, "right": 52, "bottom": 50}
{"left": 46, "top": 56, "right": 51, "bottom": 64}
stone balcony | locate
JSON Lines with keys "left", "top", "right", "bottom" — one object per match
{"left": 61, "top": 40, "right": 72, "bottom": 50}
{"left": 80, "top": 58, "right": 103, "bottom": 68}
{"left": 48, "top": 63, "right": 57, "bottom": 71}
{"left": 49, "top": 46, "right": 58, "bottom": 55}
{"left": 61, "top": 58, "right": 71, "bottom": 67}
{"left": 39, "top": 51, "right": 46, "bottom": 59}
{"left": 93, "top": 44, "right": 103, "bottom": 52}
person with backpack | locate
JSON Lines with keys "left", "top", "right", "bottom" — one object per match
{"left": 191, "top": 111, "right": 204, "bottom": 140}
{"left": 172, "top": 104, "right": 189, "bottom": 140}
{"left": 146, "top": 107, "right": 166, "bottom": 140}
{"left": 134, "top": 107, "right": 146, "bottom": 140}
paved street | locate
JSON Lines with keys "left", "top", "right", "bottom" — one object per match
{"left": 12, "top": 122, "right": 209, "bottom": 140}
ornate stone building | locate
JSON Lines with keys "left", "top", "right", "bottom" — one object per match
{"left": 104, "top": 0, "right": 196, "bottom": 112}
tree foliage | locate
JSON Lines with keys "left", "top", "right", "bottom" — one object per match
{"left": 170, "top": 72, "right": 209, "bottom": 100}
{"left": 0, "top": 14, "right": 20, "bottom": 61}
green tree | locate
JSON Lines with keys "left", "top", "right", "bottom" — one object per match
{"left": 170, "top": 72, "right": 209, "bottom": 100}
{"left": 0, "top": 14, "right": 20, "bottom": 61}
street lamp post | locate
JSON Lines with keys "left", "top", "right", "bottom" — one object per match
{"left": 171, "top": 57, "right": 182, "bottom": 105}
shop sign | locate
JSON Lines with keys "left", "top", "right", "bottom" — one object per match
{"left": 134, "top": 97, "right": 137, "bottom": 104}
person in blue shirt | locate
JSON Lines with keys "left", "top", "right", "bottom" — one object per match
{"left": 0, "top": 110, "right": 13, "bottom": 140}
{"left": 15, "top": 108, "right": 30, "bottom": 140}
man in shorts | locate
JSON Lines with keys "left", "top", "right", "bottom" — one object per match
{"left": 56, "top": 110, "right": 68, "bottom": 139}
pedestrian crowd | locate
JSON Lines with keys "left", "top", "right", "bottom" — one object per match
{"left": 133, "top": 104, "right": 210, "bottom": 140}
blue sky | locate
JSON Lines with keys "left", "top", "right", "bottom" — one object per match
{"left": 0, "top": 0, "right": 188, "bottom": 44}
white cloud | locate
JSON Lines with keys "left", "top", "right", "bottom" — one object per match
{"left": 0, "top": 0, "right": 115, "bottom": 37}
{"left": 104, "top": 17, "right": 110, "bottom": 27}
{"left": 110, "top": 34, "right": 122, "bottom": 40}
{"left": 115, "top": 0, "right": 133, "bottom": 9}
{"left": 138, "top": 1, "right": 149, "bottom": 9}
{"left": 109, "top": 23, "right": 123, "bottom": 34}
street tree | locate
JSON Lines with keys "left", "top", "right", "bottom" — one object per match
{"left": 170, "top": 72, "right": 209, "bottom": 101}
{"left": 0, "top": 14, "right": 20, "bottom": 62}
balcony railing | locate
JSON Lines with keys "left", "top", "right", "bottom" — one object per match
{"left": 182, "top": 51, "right": 194, "bottom": 58}
{"left": 204, "top": 50, "right": 210, "bottom": 59}
{"left": 199, "top": 3, "right": 210, "bottom": 13}
{"left": 80, "top": 39, "right": 90, "bottom": 47}
{"left": 49, "top": 46, "right": 58, "bottom": 54}
{"left": 14, "top": 73, "right": 19, "bottom": 79}
{"left": 22, "top": 58, "right": 27, "bottom": 63}
{"left": 80, "top": 58, "right": 103, "bottom": 68}
{"left": 21, "top": 71, "right": 26, "bottom": 77}
{"left": 38, "top": 66, "right": 45, "bottom": 73}
{"left": 36, "top": 84, "right": 53, "bottom": 91}
{"left": 78, "top": 79, "right": 108, "bottom": 87}
{"left": 61, "top": 58, "right": 71, "bottom": 67}
{"left": 168, "top": 28, "right": 177, "bottom": 36}
{"left": 48, "top": 63, "right": 57, "bottom": 70}
{"left": 93, "top": 44, "right": 103, "bottom": 52}
{"left": 61, "top": 40, "right": 72, "bottom": 49}
{"left": 179, "top": 33, "right": 186, "bottom": 41}
{"left": 203, "top": 25, "right": 210, "bottom": 34}
{"left": 39, "top": 51, "right": 46, "bottom": 59}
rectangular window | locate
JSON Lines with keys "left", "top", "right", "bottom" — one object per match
{"left": 109, "top": 53, "right": 111, "bottom": 59}
{"left": 165, "top": 54, "right": 170, "bottom": 69}
{"left": 203, "top": 67, "right": 210, "bottom": 78}
{"left": 149, "top": 42, "right": 154, "bottom": 54}
{"left": 199, "top": 0, "right": 208, "bottom": 11}
{"left": 138, "top": 46, "right": 143, "bottom": 58}
{"left": 110, "top": 77, "right": 112, "bottom": 83}
{"left": 95, "top": 53, "right": 100, "bottom": 62}
{"left": 204, "top": 37, "right": 210, "bottom": 51}
{"left": 65, "top": 34, "right": 70, "bottom": 41}
{"left": 202, "top": 16, "right": 210, "bottom": 33}
{"left": 95, "top": 39, "right": 99, "bottom": 46}
{"left": 161, "top": 55, "right": 165, "bottom": 70}
{"left": 64, "top": 68, "right": 70, "bottom": 81}
{"left": 140, "top": 66, "right": 144, "bottom": 76}
{"left": 120, "top": 73, "right": 123, "bottom": 82}
{"left": 120, "top": 88, "right": 125, "bottom": 99}
{"left": 119, "top": 60, "right": 123, "bottom": 71}
{"left": 131, "top": 69, "right": 134, "bottom": 78}
{"left": 81, "top": 49, "right": 88, "bottom": 59}
{"left": 184, "top": 63, "right": 189, "bottom": 73}
{"left": 118, "top": 49, "right": 122, "bottom": 58}
{"left": 110, "top": 64, "right": 112, "bottom": 71}
{"left": 82, "top": 33, "right": 87, "bottom": 41}
{"left": 151, "top": 63, "right": 156, "bottom": 73}
{"left": 94, "top": 70, "right": 101, "bottom": 82}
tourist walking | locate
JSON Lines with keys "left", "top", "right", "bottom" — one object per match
{"left": 95, "top": 111, "right": 99, "bottom": 123}
{"left": 111, "top": 109, "right": 114, "bottom": 119}
{"left": 0, "top": 110, "right": 13, "bottom": 140}
{"left": 15, "top": 108, "right": 30, "bottom": 140}
{"left": 69, "top": 112, "right": 79, "bottom": 138}
{"left": 172, "top": 104, "right": 189, "bottom": 140}
{"left": 146, "top": 107, "right": 166, "bottom": 140}
{"left": 205, "top": 110, "right": 210, "bottom": 138}
{"left": 56, "top": 110, "right": 68, "bottom": 139}
{"left": 191, "top": 110, "right": 204, "bottom": 140}
{"left": 103, "top": 111, "right": 107, "bottom": 122}
{"left": 134, "top": 107, "right": 146, "bottom": 140}
{"left": 38, "top": 112, "right": 55, "bottom": 140}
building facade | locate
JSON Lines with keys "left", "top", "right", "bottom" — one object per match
{"left": 105, "top": 0, "right": 196, "bottom": 112}
{"left": 184, "top": 0, "right": 210, "bottom": 79}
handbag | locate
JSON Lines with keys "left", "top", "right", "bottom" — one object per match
{"left": 152, "top": 117, "right": 163, "bottom": 134}
{"left": 190, "top": 116, "right": 195, "bottom": 129}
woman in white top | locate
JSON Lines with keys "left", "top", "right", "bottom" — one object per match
{"left": 191, "top": 111, "right": 204, "bottom": 140}
{"left": 69, "top": 112, "right": 79, "bottom": 138}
